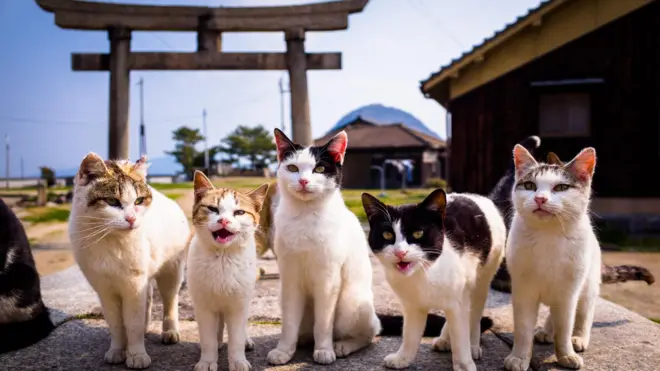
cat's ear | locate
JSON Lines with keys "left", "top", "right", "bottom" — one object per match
{"left": 247, "top": 183, "right": 270, "bottom": 212}
{"left": 77, "top": 152, "right": 107, "bottom": 185}
{"left": 193, "top": 171, "right": 214, "bottom": 203}
{"left": 546, "top": 152, "right": 563, "bottom": 166}
{"left": 513, "top": 144, "right": 538, "bottom": 178}
{"left": 132, "top": 155, "right": 150, "bottom": 180}
{"left": 361, "top": 193, "right": 387, "bottom": 221}
{"left": 565, "top": 147, "right": 596, "bottom": 183}
{"left": 274, "top": 128, "right": 296, "bottom": 162}
{"left": 420, "top": 188, "right": 447, "bottom": 217}
{"left": 325, "top": 131, "right": 348, "bottom": 165}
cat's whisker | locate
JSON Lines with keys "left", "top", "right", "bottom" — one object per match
{"left": 72, "top": 227, "right": 110, "bottom": 244}
{"left": 70, "top": 224, "right": 108, "bottom": 235}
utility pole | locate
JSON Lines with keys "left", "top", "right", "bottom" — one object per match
{"left": 279, "top": 74, "right": 290, "bottom": 133}
{"left": 5, "top": 135, "right": 9, "bottom": 189}
{"left": 20, "top": 157, "right": 24, "bottom": 180}
{"left": 203, "top": 109, "right": 209, "bottom": 175}
{"left": 138, "top": 77, "right": 147, "bottom": 157}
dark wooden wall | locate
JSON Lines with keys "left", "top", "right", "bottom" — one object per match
{"left": 448, "top": 1, "right": 660, "bottom": 197}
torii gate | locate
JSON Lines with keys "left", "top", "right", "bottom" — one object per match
{"left": 36, "top": 0, "right": 368, "bottom": 159}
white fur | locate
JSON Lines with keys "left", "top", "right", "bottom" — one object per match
{"left": 504, "top": 163, "right": 600, "bottom": 371}
{"left": 69, "top": 177, "right": 189, "bottom": 369}
{"left": 376, "top": 193, "right": 506, "bottom": 371}
{"left": 187, "top": 192, "right": 258, "bottom": 371}
{"left": 266, "top": 147, "right": 381, "bottom": 366}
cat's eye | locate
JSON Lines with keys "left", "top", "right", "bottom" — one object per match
{"left": 286, "top": 165, "right": 299, "bottom": 172}
{"left": 314, "top": 166, "right": 325, "bottom": 173}
{"left": 382, "top": 231, "right": 394, "bottom": 240}
{"left": 134, "top": 197, "right": 144, "bottom": 205}
{"left": 234, "top": 210, "right": 245, "bottom": 216}
{"left": 105, "top": 198, "right": 121, "bottom": 208}
{"left": 553, "top": 184, "right": 570, "bottom": 192}
{"left": 412, "top": 230, "right": 424, "bottom": 239}
{"left": 522, "top": 181, "right": 537, "bottom": 191}
{"left": 207, "top": 206, "right": 219, "bottom": 214}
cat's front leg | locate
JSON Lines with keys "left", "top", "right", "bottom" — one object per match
{"left": 194, "top": 307, "right": 220, "bottom": 371}
{"left": 121, "top": 283, "right": 151, "bottom": 369}
{"left": 551, "top": 295, "right": 584, "bottom": 369}
{"left": 97, "top": 291, "right": 127, "bottom": 364}
{"left": 312, "top": 276, "right": 341, "bottom": 365}
{"left": 504, "top": 287, "right": 539, "bottom": 371}
{"left": 571, "top": 282, "right": 598, "bottom": 353}
{"left": 383, "top": 305, "right": 427, "bottom": 369}
{"left": 446, "top": 305, "right": 476, "bottom": 371}
{"left": 267, "top": 268, "right": 305, "bottom": 365}
{"left": 225, "top": 301, "right": 252, "bottom": 371}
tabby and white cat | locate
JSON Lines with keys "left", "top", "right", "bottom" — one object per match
{"left": 68, "top": 153, "right": 190, "bottom": 369}
{"left": 504, "top": 146, "right": 600, "bottom": 371}
{"left": 266, "top": 129, "right": 381, "bottom": 366}
{"left": 0, "top": 199, "right": 55, "bottom": 353}
{"left": 186, "top": 171, "right": 269, "bottom": 371}
{"left": 362, "top": 189, "right": 505, "bottom": 371}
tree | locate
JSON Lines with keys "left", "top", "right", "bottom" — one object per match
{"left": 219, "top": 125, "right": 276, "bottom": 170}
{"left": 40, "top": 166, "right": 56, "bottom": 187}
{"left": 167, "top": 126, "right": 205, "bottom": 180}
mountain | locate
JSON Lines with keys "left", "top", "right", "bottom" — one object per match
{"left": 328, "top": 103, "right": 441, "bottom": 138}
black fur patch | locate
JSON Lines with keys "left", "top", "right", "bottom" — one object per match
{"left": 0, "top": 199, "right": 54, "bottom": 353}
{"left": 444, "top": 196, "right": 492, "bottom": 265}
{"left": 377, "top": 313, "right": 493, "bottom": 337}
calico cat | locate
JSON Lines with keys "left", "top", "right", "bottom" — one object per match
{"left": 504, "top": 146, "right": 600, "bottom": 371}
{"left": 362, "top": 189, "right": 505, "bottom": 371}
{"left": 0, "top": 199, "right": 55, "bottom": 353}
{"left": 187, "top": 171, "right": 269, "bottom": 371}
{"left": 266, "top": 129, "right": 382, "bottom": 366}
{"left": 68, "top": 153, "right": 190, "bottom": 369}
{"left": 489, "top": 136, "right": 654, "bottom": 293}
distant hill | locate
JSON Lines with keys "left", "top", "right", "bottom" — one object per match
{"left": 328, "top": 103, "right": 441, "bottom": 138}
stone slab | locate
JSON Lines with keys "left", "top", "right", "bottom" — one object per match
{"left": 0, "top": 319, "right": 511, "bottom": 371}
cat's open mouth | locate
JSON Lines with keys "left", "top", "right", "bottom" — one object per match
{"left": 212, "top": 228, "right": 235, "bottom": 244}
{"left": 396, "top": 261, "right": 413, "bottom": 273}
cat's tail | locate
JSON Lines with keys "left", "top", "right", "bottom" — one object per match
{"left": 601, "top": 264, "right": 655, "bottom": 285}
{"left": 0, "top": 305, "right": 55, "bottom": 354}
{"left": 377, "top": 314, "right": 494, "bottom": 337}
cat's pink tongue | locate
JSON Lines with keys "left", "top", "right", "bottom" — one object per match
{"left": 213, "top": 229, "right": 235, "bottom": 243}
{"left": 396, "top": 261, "right": 412, "bottom": 272}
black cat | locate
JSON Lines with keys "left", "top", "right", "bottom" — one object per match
{"left": 0, "top": 199, "right": 55, "bottom": 353}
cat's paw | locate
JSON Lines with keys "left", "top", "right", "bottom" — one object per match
{"left": 557, "top": 353, "right": 583, "bottom": 369}
{"left": 313, "top": 349, "right": 336, "bottom": 364}
{"left": 125, "top": 352, "right": 151, "bottom": 369}
{"left": 267, "top": 348, "right": 293, "bottom": 365}
{"left": 471, "top": 345, "right": 483, "bottom": 360}
{"left": 104, "top": 349, "right": 126, "bottom": 364}
{"left": 245, "top": 338, "right": 255, "bottom": 351}
{"left": 162, "top": 329, "right": 180, "bottom": 344}
{"left": 229, "top": 359, "right": 252, "bottom": 371}
{"left": 431, "top": 336, "right": 451, "bottom": 352}
{"left": 504, "top": 354, "right": 530, "bottom": 371}
{"left": 383, "top": 352, "right": 413, "bottom": 369}
{"left": 333, "top": 340, "right": 356, "bottom": 358}
{"left": 194, "top": 361, "right": 218, "bottom": 371}
{"left": 453, "top": 360, "right": 477, "bottom": 371}
{"left": 571, "top": 336, "right": 588, "bottom": 352}
{"left": 534, "top": 329, "right": 553, "bottom": 344}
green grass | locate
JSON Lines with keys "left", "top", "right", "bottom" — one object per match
{"left": 165, "top": 192, "right": 183, "bottom": 200}
{"left": 343, "top": 188, "right": 436, "bottom": 222}
{"left": 650, "top": 318, "right": 660, "bottom": 324}
{"left": 23, "top": 207, "right": 71, "bottom": 224}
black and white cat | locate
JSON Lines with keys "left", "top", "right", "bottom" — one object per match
{"left": 362, "top": 189, "right": 506, "bottom": 371}
{"left": 0, "top": 199, "right": 55, "bottom": 353}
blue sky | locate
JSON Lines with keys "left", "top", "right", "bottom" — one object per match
{"left": 0, "top": 0, "right": 542, "bottom": 176}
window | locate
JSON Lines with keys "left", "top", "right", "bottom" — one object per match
{"left": 539, "top": 93, "right": 591, "bottom": 137}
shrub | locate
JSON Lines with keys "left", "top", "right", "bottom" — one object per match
{"left": 425, "top": 177, "right": 447, "bottom": 189}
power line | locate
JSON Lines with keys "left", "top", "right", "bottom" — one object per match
{"left": 408, "top": 0, "right": 465, "bottom": 50}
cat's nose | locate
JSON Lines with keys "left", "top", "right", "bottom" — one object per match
{"left": 125, "top": 215, "right": 136, "bottom": 225}
{"left": 534, "top": 196, "right": 547, "bottom": 206}
{"left": 299, "top": 179, "right": 309, "bottom": 187}
{"left": 218, "top": 218, "right": 229, "bottom": 227}
{"left": 394, "top": 250, "right": 408, "bottom": 260}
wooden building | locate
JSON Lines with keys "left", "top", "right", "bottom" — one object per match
{"left": 420, "top": 0, "right": 660, "bottom": 215}
{"left": 314, "top": 118, "right": 446, "bottom": 189}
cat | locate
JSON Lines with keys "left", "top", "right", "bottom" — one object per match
{"left": 68, "top": 153, "right": 190, "bottom": 369}
{"left": 489, "top": 136, "right": 654, "bottom": 293}
{"left": 255, "top": 180, "right": 278, "bottom": 258}
{"left": 504, "top": 145, "right": 600, "bottom": 371}
{"left": 186, "top": 171, "right": 269, "bottom": 371}
{"left": 362, "top": 188, "right": 505, "bottom": 371}
{"left": 0, "top": 199, "right": 55, "bottom": 353}
{"left": 265, "top": 128, "right": 382, "bottom": 366}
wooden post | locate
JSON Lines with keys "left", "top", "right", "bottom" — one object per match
{"left": 198, "top": 15, "right": 222, "bottom": 52}
{"left": 285, "top": 28, "right": 312, "bottom": 145}
{"left": 108, "top": 27, "right": 131, "bottom": 160}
